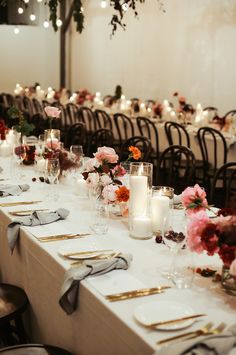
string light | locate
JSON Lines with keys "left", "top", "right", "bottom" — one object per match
{"left": 101, "top": 0, "right": 107, "bottom": 8}
{"left": 18, "top": 7, "right": 24, "bottom": 14}
{"left": 30, "top": 13, "right": 36, "bottom": 21}
{"left": 56, "top": 18, "right": 62, "bottom": 27}
{"left": 14, "top": 27, "right": 20, "bottom": 34}
{"left": 43, "top": 20, "right": 49, "bottom": 28}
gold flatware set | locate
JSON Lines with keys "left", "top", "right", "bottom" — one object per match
{"left": 9, "top": 209, "right": 49, "bottom": 216}
{"left": 157, "top": 322, "right": 226, "bottom": 345}
{"left": 105, "top": 286, "right": 171, "bottom": 302}
{"left": 141, "top": 313, "right": 206, "bottom": 329}
{"left": 38, "top": 233, "right": 91, "bottom": 242}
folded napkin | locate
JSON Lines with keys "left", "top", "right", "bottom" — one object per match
{"left": 0, "top": 184, "right": 29, "bottom": 197}
{"left": 7, "top": 208, "right": 69, "bottom": 253}
{"left": 155, "top": 324, "right": 236, "bottom": 355}
{"left": 59, "top": 253, "right": 133, "bottom": 315}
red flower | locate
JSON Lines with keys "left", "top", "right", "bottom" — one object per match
{"left": 218, "top": 244, "right": 236, "bottom": 268}
{"left": 201, "top": 223, "right": 219, "bottom": 256}
{"left": 217, "top": 208, "right": 236, "bottom": 217}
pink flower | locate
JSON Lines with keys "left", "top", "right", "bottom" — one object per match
{"left": 102, "top": 184, "right": 119, "bottom": 204}
{"left": 181, "top": 184, "right": 208, "bottom": 215}
{"left": 187, "top": 210, "right": 210, "bottom": 253}
{"left": 83, "top": 158, "right": 99, "bottom": 172}
{"left": 44, "top": 106, "right": 61, "bottom": 118}
{"left": 100, "top": 174, "right": 112, "bottom": 186}
{"left": 112, "top": 164, "right": 126, "bottom": 178}
{"left": 230, "top": 258, "right": 236, "bottom": 276}
{"left": 46, "top": 140, "right": 61, "bottom": 150}
{"left": 94, "top": 146, "right": 118, "bottom": 164}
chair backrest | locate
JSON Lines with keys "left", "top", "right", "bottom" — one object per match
{"left": 136, "top": 116, "right": 159, "bottom": 159}
{"left": 65, "top": 103, "right": 80, "bottom": 127}
{"left": 113, "top": 113, "right": 134, "bottom": 148}
{"left": 210, "top": 162, "right": 236, "bottom": 208}
{"left": 224, "top": 110, "right": 236, "bottom": 120}
{"left": 79, "top": 106, "right": 97, "bottom": 133}
{"left": 30, "top": 113, "right": 48, "bottom": 136}
{"left": 94, "top": 109, "right": 112, "bottom": 130}
{"left": 197, "top": 126, "right": 227, "bottom": 173}
{"left": 64, "top": 122, "right": 86, "bottom": 148}
{"left": 0, "top": 344, "right": 73, "bottom": 354}
{"left": 32, "top": 98, "right": 44, "bottom": 115}
{"left": 86, "top": 128, "right": 114, "bottom": 157}
{"left": 119, "top": 136, "right": 152, "bottom": 162}
{"left": 164, "top": 121, "right": 190, "bottom": 148}
{"left": 156, "top": 145, "right": 196, "bottom": 194}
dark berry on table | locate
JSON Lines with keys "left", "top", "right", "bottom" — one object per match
{"left": 155, "top": 235, "right": 163, "bottom": 244}
{"left": 32, "top": 177, "right": 36, "bottom": 182}
{"left": 39, "top": 177, "right": 45, "bottom": 182}
{"left": 165, "top": 230, "right": 185, "bottom": 243}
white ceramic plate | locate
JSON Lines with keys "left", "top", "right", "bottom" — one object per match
{"left": 58, "top": 246, "right": 114, "bottom": 260}
{"left": 134, "top": 300, "right": 195, "bottom": 330}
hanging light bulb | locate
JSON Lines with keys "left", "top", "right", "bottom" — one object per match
{"left": 43, "top": 20, "right": 49, "bottom": 28}
{"left": 37, "top": 0, "right": 43, "bottom": 2}
{"left": 80, "top": 6, "right": 84, "bottom": 12}
{"left": 56, "top": 18, "right": 62, "bottom": 27}
{"left": 18, "top": 7, "right": 24, "bottom": 14}
{"left": 101, "top": 0, "right": 107, "bottom": 8}
{"left": 30, "top": 13, "right": 36, "bottom": 21}
{"left": 24, "top": 0, "right": 29, "bottom": 3}
{"left": 122, "top": 2, "right": 129, "bottom": 11}
{"left": 14, "top": 27, "right": 20, "bottom": 34}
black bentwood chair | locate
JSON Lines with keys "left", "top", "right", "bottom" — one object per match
{"left": 86, "top": 128, "right": 114, "bottom": 157}
{"left": 119, "top": 136, "right": 152, "bottom": 162}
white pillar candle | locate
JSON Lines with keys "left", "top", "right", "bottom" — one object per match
{"left": 6, "top": 130, "right": 16, "bottom": 146}
{"left": 151, "top": 195, "right": 170, "bottom": 233}
{"left": 132, "top": 216, "right": 152, "bottom": 239}
{"left": 129, "top": 175, "right": 148, "bottom": 216}
{"left": 0, "top": 141, "right": 11, "bottom": 156}
{"left": 76, "top": 178, "right": 88, "bottom": 197}
{"left": 36, "top": 158, "right": 46, "bottom": 172}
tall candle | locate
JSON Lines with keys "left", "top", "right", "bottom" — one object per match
{"left": 6, "top": 130, "right": 16, "bottom": 146}
{"left": 129, "top": 175, "right": 148, "bottom": 216}
{"left": 151, "top": 195, "right": 170, "bottom": 233}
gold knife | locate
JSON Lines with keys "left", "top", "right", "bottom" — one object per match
{"left": 105, "top": 286, "right": 171, "bottom": 301}
{"left": 0, "top": 201, "right": 42, "bottom": 207}
{"left": 38, "top": 233, "right": 91, "bottom": 242}
{"left": 62, "top": 249, "right": 114, "bottom": 257}
{"left": 143, "top": 313, "right": 206, "bottom": 329}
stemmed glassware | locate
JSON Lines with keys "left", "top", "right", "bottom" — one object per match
{"left": 70, "top": 145, "right": 84, "bottom": 177}
{"left": 12, "top": 143, "right": 26, "bottom": 179}
{"left": 44, "top": 158, "right": 60, "bottom": 201}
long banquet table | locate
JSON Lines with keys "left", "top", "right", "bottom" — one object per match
{"left": 0, "top": 158, "right": 236, "bottom": 355}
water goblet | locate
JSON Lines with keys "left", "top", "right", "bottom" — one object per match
{"left": 44, "top": 158, "right": 60, "bottom": 201}
{"left": 70, "top": 145, "right": 84, "bottom": 176}
{"left": 12, "top": 143, "right": 26, "bottom": 179}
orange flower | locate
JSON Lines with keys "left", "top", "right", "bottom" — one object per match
{"left": 115, "top": 186, "right": 130, "bottom": 202}
{"left": 128, "top": 146, "right": 141, "bottom": 160}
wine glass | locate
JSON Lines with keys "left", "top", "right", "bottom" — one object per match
{"left": 13, "top": 143, "right": 26, "bottom": 179}
{"left": 44, "top": 158, "right": 60, "bottom": 201}
{"left": 70, "top": 145, "right": 84, "bottom": 175}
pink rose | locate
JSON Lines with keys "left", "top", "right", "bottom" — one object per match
{"left": 112, "top": 164, "right": 126, "bottom": 177}
{"left": 187, "top": 210, "right": 210, "bottom": 253}
{"left": 46, "top": 140, "right": 61, "bottom": 150}
{"left": 230, "top": 258, "right": 236, "bottom": 276}
{"left": 181, "top": 184, "right": 208, "bottom": 215}
{"left": 94, "top": 146, "right": 118, "bottom": 164}
{"left": 44, "top": 106, "right": 61, "bottom": 118}
{"left": 102, "top": 184, "right": 119, "bottom": 204}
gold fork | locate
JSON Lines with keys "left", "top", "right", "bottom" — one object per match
{"left": 189, "top": 322, "right": 226, "bottom": 340}
{"left": 157, "top": 322, "right": 214, "bottom": 345}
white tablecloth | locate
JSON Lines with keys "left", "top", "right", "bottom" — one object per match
{"left": 0, "top": 158, "right": 235, "bottom": 355}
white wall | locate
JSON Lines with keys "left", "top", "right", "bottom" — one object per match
{"left": 70, "top": 0, "right": 236, "bottom": 114}
{"left": 0, "top": 23, "right": 59, "bottom": 93}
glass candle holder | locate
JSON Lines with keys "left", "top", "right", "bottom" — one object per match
{"left": 44, "top": 129, "right": 61, "bottom": 150}
{"left": 129, "top": 162, "right": 153, "bottom": 239}
{"left": 151, "top": 186, "right": 174, "bottom": 235}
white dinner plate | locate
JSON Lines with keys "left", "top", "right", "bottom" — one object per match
{"left": 134, "top": 300, "right": 195, "bottom": 330}
{"left": 58, "top": 246, "right": 115, "bottom": 260}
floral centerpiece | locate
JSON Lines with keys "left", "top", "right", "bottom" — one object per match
{"left": 44, "top": 106, "right": 61, "bottom": 129}
{"left": 181, "top": 184, "right": 236, "bottom": 291}
{"left": 82, "top": 145, "right": 141, "bottom": 214}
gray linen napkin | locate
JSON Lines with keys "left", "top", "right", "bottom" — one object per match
{"left": 59, "top": 253, "right": 133, "bottom": 315}
{"left": 7, "top": 208, "right": 69, "bottom": 253}
{"left": 0, "top": 184, "right": 29, "bottom": 197}
{"left": 155, "top": 324, "right": 236, "bottom": 355}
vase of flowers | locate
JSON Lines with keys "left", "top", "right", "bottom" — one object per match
{"left": 181, "top": 185, "right": 236, "bottom": 294}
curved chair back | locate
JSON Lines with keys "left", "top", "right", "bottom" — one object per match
{"left": 197, "top": 126, "right": 227, "bottom": 176}
{"left": 119, "top": 136, "right": 152, "bottom": 162}
{"left": 94, "top": 109, "right": 112, "bottom": 130}
{"left": 79, "top": 106, "right": 97, "bottom": 134}
{"left": 65, "top": 103, "right": 79, "bottom": 127}
{"left": 164, "top": 121, "right": 190, "bottom": 148}
{"left": 64, "top": 122, "right": 86, "bottom": 148}
{"left": 136, "top": 116, "right": 159, "bottom": 162}
{"left": 156, "top": 145, "right": 196, "bottom": 194}
{"left": 113, "top": 113, "right": 134, "bottom": 149}
{"left": 86, "top": 129, "right": 114, "bottom": 157}
{"left": 210, "top": 162, "right": 236, "bottom": 208}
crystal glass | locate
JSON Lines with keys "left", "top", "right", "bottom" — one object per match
{"left": 44, "top": 158, "right": 60, "bottom": 201}
{"left": 170, "top": 248, "right": 195, "bottom": 289}
{"left": 44, "top": 129, "right": 61, "bottom": 150}
{"left": 12, "top": 143, "right": 27, "bottom": 179}
{"left": 90, "top": 198, "right": 109, "bottom": 234}
{"left": 70, "top": 145, "right": 84, "bottom": 173}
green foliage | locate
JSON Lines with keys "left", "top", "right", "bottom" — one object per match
{"left": 7, "top": 106, "right": 34, "bottom": 137}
